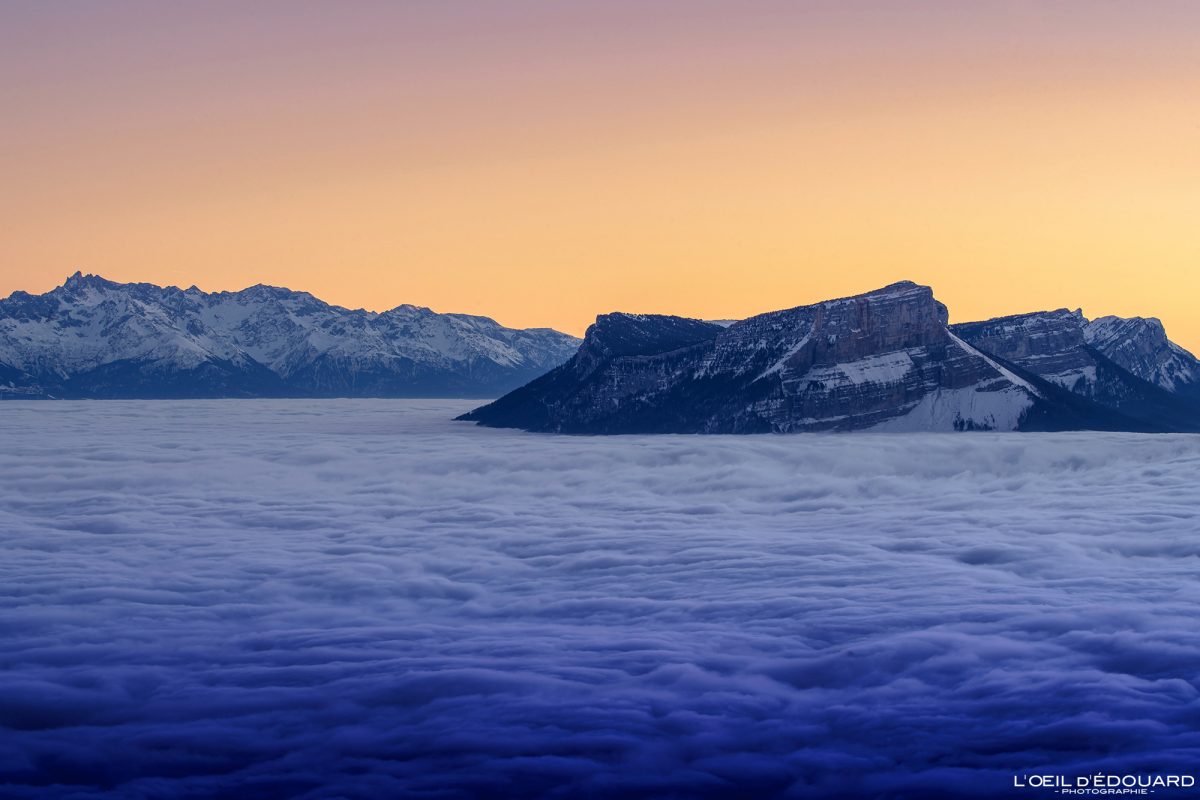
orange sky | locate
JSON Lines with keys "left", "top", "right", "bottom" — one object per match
{"left": 2, "top": 1, "right": 1198, "bottom": 348}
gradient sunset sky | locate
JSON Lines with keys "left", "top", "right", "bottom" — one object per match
{"left": 2, "top": 1, "right": 1198, "bottom": 346}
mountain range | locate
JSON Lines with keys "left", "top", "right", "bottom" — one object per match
{"left": 0, "top": 273, "right": 580, "bottom": 399}
{"left": 7, "top": 274, "right": 1199, "bottom": 433}
{"left": 460, "top": 282, "right": 1200, "bottom": 434}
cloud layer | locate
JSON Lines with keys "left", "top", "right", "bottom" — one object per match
{"left": 2, "top": 400, "right": 1199, "bottom": 798}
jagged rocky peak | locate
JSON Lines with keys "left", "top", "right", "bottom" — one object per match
{"left": 63, "top": 270, "right": 112, "bottom": 288}
{"left": 1087, "top": 314, "right": 1169, "bottom": 350}
{"left": 59, "top": 271, "right": 141, "bottom": 295}
{"left": 1084, "top": 315, "right": 1200, "bottom": 397}
{"left": 231, "top": 282, "right": 301, "bottom": 300}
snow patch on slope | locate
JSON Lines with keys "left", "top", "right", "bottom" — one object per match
{"left": 802, "top": 350, "right": 916, "bottom": 387}
{"left": 755, "top": 335, "right": 812, "bottom": 380}
{"left": 947, "top": 331, "right": 1041, "bottom": 397}
{"left": 870, "top": 385, "right": 1033, "bottom": 432}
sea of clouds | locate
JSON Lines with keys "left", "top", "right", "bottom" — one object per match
{"left": 1, "top": 400, "right": 1199, "bottom": 799}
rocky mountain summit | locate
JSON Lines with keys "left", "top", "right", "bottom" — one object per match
{"left": 462, "top": 283, "right": 1200, "bottom": 434}
{"left": 1084, "top": 315, "right": 1200, "bottom": 398}
{"left": 0, "top": 273, "right": 580, "bottom": 399}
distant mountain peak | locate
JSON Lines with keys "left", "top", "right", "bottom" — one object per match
{"left": 61, "top": 270, "right": 119, "bottom": 291}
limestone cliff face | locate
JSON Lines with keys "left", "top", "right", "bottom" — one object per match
{"left": 952, "top": 310, "right": 1096, "bottom": 392}
{"left": 726, "top": 282, "right": 1030, "bottom": 432}
{"left": 461, "top": 283, "right": 1069, "bottom": 434}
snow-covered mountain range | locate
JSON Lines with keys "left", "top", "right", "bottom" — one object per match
{"left": 0, "top": 273, "right": 581, "bottom": 399}
{"left": 461, "top": 282, "right": 1200, "bottom": 434}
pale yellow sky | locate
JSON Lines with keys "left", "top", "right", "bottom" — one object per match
{"left": 2, "top": 1, "right": 1198, "bottom": 348}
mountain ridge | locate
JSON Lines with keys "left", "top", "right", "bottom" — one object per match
{"left": 0, "top": 273, "right": 581, "bottom": 399}
{"left": 461, "top": 282, "right": 1200, "bottom": 434}
{"left": 951, "top": 309, "right": 1200, "bottom": 432}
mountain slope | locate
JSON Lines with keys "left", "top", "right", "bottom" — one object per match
{"left": 460, "top": 282, "right": 1146, "bottom": 434}
{"left": 1084, "top": 315, "right": 1200, "bottom": 399}
{"left": 952, "top": 310, "right": 1200, "bottom": 433}
{"left": 0, "top": 273, "right": 580, "bottom": 399}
